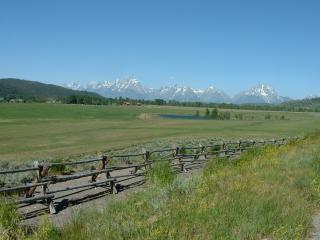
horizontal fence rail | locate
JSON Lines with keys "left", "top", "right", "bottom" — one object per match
{"left": 0, "top": 137, "right": 299, "bottom": 215}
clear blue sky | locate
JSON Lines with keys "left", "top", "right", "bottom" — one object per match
{"left": 1, "top": 0, "right": 319, "bottom": 99}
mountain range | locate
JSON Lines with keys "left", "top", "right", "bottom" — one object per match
{"left": 67, "top": 78, "right": 290, "bottom": 104}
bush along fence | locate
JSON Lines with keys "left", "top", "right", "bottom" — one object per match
{"left": 0, "top": 137, "right": 298, "bottom": 215}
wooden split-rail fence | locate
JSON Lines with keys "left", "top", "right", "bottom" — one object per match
{"left": 0, "top": 138, "right": 297, "bottom": 214}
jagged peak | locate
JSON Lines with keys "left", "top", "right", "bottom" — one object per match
{"left": 65, "top": 79, "right": 287, "bottom": 104}
{"left": 244, "top": 83, "right": 277, "bottom": 97}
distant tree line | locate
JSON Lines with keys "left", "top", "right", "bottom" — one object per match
{"left": 62, "top": 95, "right": 112, "bottom": 105}
{"left": 123, "top": 98, "right": 320, "bottom": 113}
{"left": 193, "top": 108, "right": 287, "bottom": 121}
{"left": 2, "top": 93, "right": 320, "bottom": 113}
{"left": 202, "top": 108, "right": 230, "bottom": 120}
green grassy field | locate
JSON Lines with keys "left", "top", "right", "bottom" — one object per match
{"left": 0, "top": 103, "right": 319, "bottom": 164}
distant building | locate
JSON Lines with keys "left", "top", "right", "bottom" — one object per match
{"left": 123, "top": 102, "right": 131, "bottom": 106}
{"left": 46, "top": 98, "right": 60, "bottom": 104}
{"left": 9, "top": 99, "right": 23, "bottom": 103}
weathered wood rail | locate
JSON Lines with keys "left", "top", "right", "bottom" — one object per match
{"left": 0, "top": 137, "right": 297, "bottom": 215}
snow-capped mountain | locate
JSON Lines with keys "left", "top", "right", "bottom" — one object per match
{"left": 156, "top": 85, "right": 200, "bottom": 102}
{"left": 66, "top": 79, "right": 289, "bottom": 104}
{"left": 201, "top": 86, "right": 231, "bottom": 103}
{"left": 71, "top": 78, "right": 149, "bottom": 100}
{"left": 232, "top": 84, "right": 287, "bottom": 104}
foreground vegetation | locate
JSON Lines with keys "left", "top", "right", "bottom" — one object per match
{"left": 0, "top": 103, "right": 319, "bottom": 164}
{"left": 2, "top": 133, "right": 320, "bottom": 239}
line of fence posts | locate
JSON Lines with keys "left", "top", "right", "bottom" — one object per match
{"left": 0, "top": 137, "right": 296, "bottom": 214}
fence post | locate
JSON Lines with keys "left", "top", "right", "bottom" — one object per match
{"left": 132, "top": 165, "right": 139, "bottom": 174}
{"left": 238, "top": 141, "right": 242, "bottom": 152}
{"left": 102, "top": 156, "right": 111, "bottom": 187}
{"left": 174, "top": 146, "right": 183, "bottom": 171}
{"left": 26, "top": 161, "right": 43, "bottom": 198}
{"left": 110, "top": 180, "right": 117, "bottom": 194}
{"left": 142, "top": 149, "right": 150, "bottom": 170}
{"left": 180, "top": 163, "right": 187, "bottom": 173}
{"left": 91, "top": 155, "right": 107, "bottom": 182}
{"left": 220, "top": 142, "right": 226, "bottom": 157}
{"left": 48, "top": 200, "right": 56, "bottom": 214}
{"left": 200, "top": 145, "right": 206, "bottom": 159}
{"left": 41, "top": 163, "right": 49, "bottom": 194}
{"left": 41, "top": 164, "right": 55, "bottom": 214}
{"left": 175, "top": 147, "right": 180, "bottom": 157}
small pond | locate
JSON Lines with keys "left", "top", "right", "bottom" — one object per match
{"left": 159, "top": 114, "right": 210, "bottom": 120}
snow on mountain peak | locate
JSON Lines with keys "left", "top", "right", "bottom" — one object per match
{"left": 254, "top": 84, "right": 276, "bottom": 96}
{"left": 207, "top": 86, "right": 217, "bottom": 90}
{"left": 234, "top": 83, "right": 284, "bottom": 104}
{"left": 244, "top": 84, "right": 276, "bottom": 97}
{"left": 66, "top": 78, "right": 288, "bottom": 104}
{"left": 67, "top": 82, "right": 82, "bottom": 90}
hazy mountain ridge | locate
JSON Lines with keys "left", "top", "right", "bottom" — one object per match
{"left": 280, "top": 97, "right": 320, "bottom": 112}
{"left": 0, "top": 78, "right": 102, "bottom": 99}
{"left": 67, "top": 78, "right": 289, "bottom": 104}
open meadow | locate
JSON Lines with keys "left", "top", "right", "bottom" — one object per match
{"left": 0, "top": 103, "right": 319, "bottom": 164}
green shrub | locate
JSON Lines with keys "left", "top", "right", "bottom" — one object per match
{"left": 211, "top": 108, "right": 218, "bottom": 119}
{"left": 49, "top": 158, "right": 67, "bottom": 175}
{"left": 0, "top": 197, "right": 23, "bottom": 239}
{"left": 211, "top": 144, "right": 221, "bottom": 151}
{"left": 205, "top": 108, "right": 210, "bottom": 117}
{"left": 147, "top": 161, "right": 175, "bottom": 186}
{"left": 218, "top": 111, "right": 231, "bottom": 120}
{"left": 265, "top": 114, "right": 272, "bottom": 120}
{"left": 179, "top": 146, "right": 187, "bottom": 155}
{"left": 235, "top": 113, "right": 243, "bottom": 120}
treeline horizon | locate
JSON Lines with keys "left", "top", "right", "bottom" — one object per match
{"left": 1, "top": 93, "right": 320, "bottom": 113}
